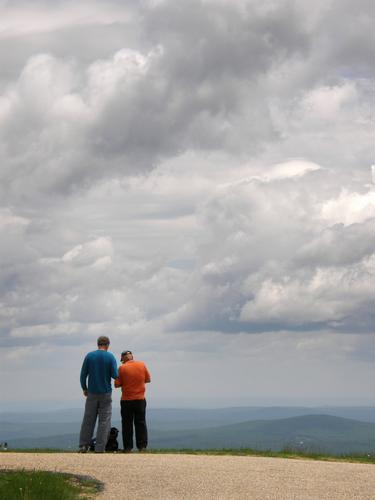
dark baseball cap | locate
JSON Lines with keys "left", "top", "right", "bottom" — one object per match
{"left": 121, "top": 350, "right": 132, "bottom": 356}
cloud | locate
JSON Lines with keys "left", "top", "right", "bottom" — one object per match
{"left": 164, "top": 165, "right": 375, "bottom": 334}
{"left": 1, "top": 0, "right": 375, "bottom": 205}
{"left": 0, "top": 1, "right": 133, "bottom": 40}
{"left": 1, "top": 0, "right": 375, "bottom": 403}
{"left": 321, "top": 190, "right": 375, "bottom": 226}
{"left": 240, "top": 260, "right": 375, "bottom": 328}
{"left": 61, "top": 237, "right": 113, "bottom": 268}
{"left": 0, "top": 208, "right": 29, "bottom": 228}
{"left": 0, "top": 0, "right": 313, "bottom": 202}
{"left": 2, "top": 160, "right": 375, "bottom": 351}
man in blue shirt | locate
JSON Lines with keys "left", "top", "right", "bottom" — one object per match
{"left": 78, "top": 336, "right": 118, "bottom": 453}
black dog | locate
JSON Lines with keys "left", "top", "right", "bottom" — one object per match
{"left": 106, "top": 427, "right": 119, "bottom": 452}
{"left": 89, "top": 427, "right": 119, "bottom": 452}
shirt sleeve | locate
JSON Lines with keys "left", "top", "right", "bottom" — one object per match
{"left": 80, "top": 355, "right": 89, "bottom": 391}
{"left": 144, "top": 364, "right": 151, "bottom": 383}
{"left": 114, "top": 364, "right": 122, "bottom": 387}
{"left": 111, "top": 354, "right": 119, "bottom": 380}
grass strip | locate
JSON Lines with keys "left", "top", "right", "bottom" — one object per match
{"left": 146, "top": 447, "right": 375, "bottom": 464}
{"left": 2, "top": 447, "right": 375, "bottom": 465}
{"left": 0, "top": 469, "right": 101, "bottom": 500}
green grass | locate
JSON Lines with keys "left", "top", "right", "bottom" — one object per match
{"left": 0, "top": 449, "right": 73, "bottom": 454}
{"left": 2, "top": 447, "right": 375, "bottom": 465}
{"left": 146, "top": 447, "right": 375, "bottom": 464}
{"left": 0, "top": 469, "right": 100, "bottom": 500}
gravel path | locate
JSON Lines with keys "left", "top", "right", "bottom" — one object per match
{"left": 1, "top": 452, "right": 375, "bottom": 499}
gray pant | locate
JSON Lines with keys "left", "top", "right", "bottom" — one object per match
{"left": 79, "top": 392, "right": 112, "bottom": 452}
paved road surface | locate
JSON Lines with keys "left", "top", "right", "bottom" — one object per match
{"left": 1, "top": 452, "right": 375, "bottom": 499}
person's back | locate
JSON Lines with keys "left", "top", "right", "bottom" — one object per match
{"left": 81, "top": 349, "right": 118, "bottom": 394}
{"left": 117, "top": 360, "right": 150, "bottom": 400}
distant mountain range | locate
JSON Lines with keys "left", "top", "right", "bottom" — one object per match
{"left": 3, "top": 406, "right": 375, "bottom": 454}
{"left": 150, "top": 414, "right": 375, "bottom": 454}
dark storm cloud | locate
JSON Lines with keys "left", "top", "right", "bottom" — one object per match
{"left": 90, "top": 1, "right": 310, "bottom": 164}
{"left": 143, "top": 0, "right": 308, "bottom": 82}
{"left": 316, "top": 0, "right": 375, "bottom": 78}
{"left": 0, "top": 0, "right": 311, "bottom": 201}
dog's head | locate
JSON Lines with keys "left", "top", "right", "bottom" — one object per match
{"left": 109, "top": 427, "right": 119, "bottom": 437}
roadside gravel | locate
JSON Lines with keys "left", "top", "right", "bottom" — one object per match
{"left": 1, "top": 452, "right": 375, "bottom": 499}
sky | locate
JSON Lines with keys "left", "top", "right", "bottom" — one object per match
{"left": 1, "top": 0, "right": 375, "bottom": 410}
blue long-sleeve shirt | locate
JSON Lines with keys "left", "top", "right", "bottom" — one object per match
{"left": 80, "top": 349, "right": 118, "bottom": 394}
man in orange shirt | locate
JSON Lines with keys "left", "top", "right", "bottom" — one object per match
{"left": 115, "top": 350, "right": 151, "bottom": 452}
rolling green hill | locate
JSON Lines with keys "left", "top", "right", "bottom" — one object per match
{"left": 148, "top": 414, "right": 375, "bottom": 454}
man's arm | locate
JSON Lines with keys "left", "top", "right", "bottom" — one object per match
{"left": 114, "top": 365, "right": 122, "bottom": 388}
{"left": 80, "top": 356, "right": 89, "bottom": 396}
{"left": 112, "top": 356, "right": 121, "bottom": 388}
{"left": 144, "top": 365, "right": 151, "bottom": 384}
{"left": 111, "top": 354, "right": 118, "bottom": 380}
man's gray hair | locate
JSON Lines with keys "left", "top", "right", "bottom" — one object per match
{"left": 97, "top": 335, "right": 110, "bottom": 346}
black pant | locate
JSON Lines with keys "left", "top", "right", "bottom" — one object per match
{"left": 120, "top": 399, "right": 148, "bottom": 450}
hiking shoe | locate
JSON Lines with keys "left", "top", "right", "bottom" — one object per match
{"left": 78, "top": 446, "right": 88, "bottom": 453}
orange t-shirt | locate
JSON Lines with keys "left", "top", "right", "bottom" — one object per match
{"left": 115, "top": 360, "right": 151, "bottom": 400}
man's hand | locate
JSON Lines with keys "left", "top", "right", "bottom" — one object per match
{"left": 83, "top": 390, "right": 88, "bottom": 397}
